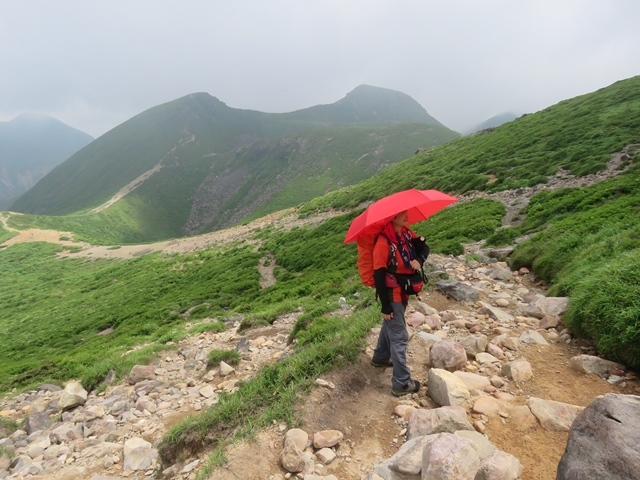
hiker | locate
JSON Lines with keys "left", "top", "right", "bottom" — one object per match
{"left": 370, "top": 210, "right": 422, "bottom": 396}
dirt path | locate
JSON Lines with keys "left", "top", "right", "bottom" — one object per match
{"left": 90, "top": 163, "right": 164, "bottom": 213}
{"left": 0, "top": 208, "right": 343, "bottom": 261}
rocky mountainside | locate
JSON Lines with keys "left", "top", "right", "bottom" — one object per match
{"left": 0, "top": 114, "right": 92, "bottom": 210}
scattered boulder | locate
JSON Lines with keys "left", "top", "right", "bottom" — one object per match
{"left": 454, "top": 371, "right": 491, "bottom": 391}
{"left": 422, "top": 433, "right": 480, "bottom": 480}
{"left": 569, "top": 355, "right": 625, "bottom": 378}
{"left": 428, "top": 369, "right": 471, "bottom": 406}
{"left": 489, "top": 268, "right": 513, "bottom": 281}
{"left": 479, "top": 304, "right": 514, "bottom": 323}
{"left": 127, "top": 365, "right": 155, "bottom": 385}
{"left": 24, "top": 412, "right": 54, "bottom": 435}
{"left": 313, "top": 430, "right": 343, "bottom": 449}
{"left": 407, "top": 406, "right": 474, "bottom": 439}
{"left": 557, "top": 394, "right": 640, "bottom": 480}
{"left": 539, "top": 314, "right": 560, "bottom": 329}
{"left": 502, "top": 359, "right": 533, "bottom": 382}
{"left": 407, "top": 311, "right": 426, "bottom": 327}
{"left": 526, "top": 397, "right": 584, "bottom": 431}
{"left": 436, "top": 280, "right": 480, "bottom": 303}
{"left": 476, "top": 450, "right": 523, "bottom": 480}
{"left": 523, "top": 297, "right": 569, "bottom": 319}
{"left": 430, "top": 339, "right": 467, "bottom": 371}
{"left": 123, "top": 437, "right": 157, "bottom": 471}
{"left": 281, "top": 435, "right": 306, "bottom": 473}
{"left": 58, "top": 382, "right": 88, "bottom": 411}
{"left": 519, "top": 330, "right": 549, "bottom": 345}
{"left": 458, "top": 334, "right": 489, "bottom": 357}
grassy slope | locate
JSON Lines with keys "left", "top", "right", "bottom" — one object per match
{"left": 301, "top": 76, "right": 640, "bottom": 213}
{"left": 0, "top": 199, "right": 503, "bottom": 394}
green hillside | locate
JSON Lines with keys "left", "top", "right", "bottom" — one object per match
{"left": 10, "top": 86, "right": 458, "bottom": 243}
{"left": 302, "top": 76, "right": 640, "bottom": 213}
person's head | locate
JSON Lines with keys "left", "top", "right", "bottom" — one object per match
{"left": 391, "top": 210, "right": 409, "bottom": 232}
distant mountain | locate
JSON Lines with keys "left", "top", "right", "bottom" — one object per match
{"left": 12, "top": 86, "right": 459, "bottom": 242}
{"left": 287, "top": 84, "right": 445, "bottom": 126}
{"left": 0, "top": 114, "right": 93, "bottom": 209}
{"left": 466, "top": 112, "right": 518, "bottom": 135}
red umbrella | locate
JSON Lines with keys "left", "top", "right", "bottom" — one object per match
{"left": 344, "top": 189, "right": 458, "bottom": 243}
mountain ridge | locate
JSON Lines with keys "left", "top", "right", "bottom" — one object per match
{"left": 11, "top": 85, "right": 459, "bottom": 241}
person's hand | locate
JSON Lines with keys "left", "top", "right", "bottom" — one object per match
{"left": 383, "top": 312, "right": 393, "bottom": 321}
{"left": 410, "top": 259, "right": 421, "bottom": 270}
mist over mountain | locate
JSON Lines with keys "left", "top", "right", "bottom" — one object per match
{"left": 464, "top": 112, "right": 518, "bottom": 135}
{"left": 0, "top": 114, "right": 93, "bottom": 209}
{"left": 11, "top": 85, "right": 458, "bottom": 240}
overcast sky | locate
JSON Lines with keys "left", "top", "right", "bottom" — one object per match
{"left": 1, "top": 0, "right": 639, "bottom": 137}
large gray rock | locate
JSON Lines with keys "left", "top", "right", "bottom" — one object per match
{"left": 128, "top": 365, "right": 156, "bottom": 385}
{"left": 502, "top": 359, "right": 533, "bottom": 382}
{"left": 24, "top": 412, "right": 54, "bottom": 435}
{"left": 479, "top": 304, "right": 514, "bottom": 323}
{"left": 476, "top": 450, "right": 523, "bottom": 480}
{"left": 526, "top": 397, "right": 584, "bottom": 431}
{"left": 387, "top": 434, "right": 438, "bottom": 477}
{"left": 436, "top": 280, "right": 479, "bottom": 303}
{"left": 557, "top": 394, "right": 640, "bottom": 480}
{"left": 281, "top": 436, "right": 306, "bottom": 473}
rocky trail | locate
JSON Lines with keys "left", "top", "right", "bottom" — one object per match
{"left": 1, "top": 146, "right": 639, "bottom": 480}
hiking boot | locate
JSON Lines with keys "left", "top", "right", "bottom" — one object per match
{"left": 391, "top": 379, "right": 421, "bottom": 397}
{"left": 370, "top": 358, "right": 393, "bottom": 368}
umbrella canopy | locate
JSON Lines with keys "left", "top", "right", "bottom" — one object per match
{"left": 344, "top": 189, "right": 458, "bottom": 243}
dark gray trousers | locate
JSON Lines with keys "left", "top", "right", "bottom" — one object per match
{"left": 372, "top": 301, "right": 411, "bottom": 389}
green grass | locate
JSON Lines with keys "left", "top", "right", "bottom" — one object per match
{"left": 564, "top": 250, "right": 640, "bottom": 369}
{"left": 188, "top": 321, "right": 226, "bottom": 335}
{"left": 207, "top": 349, "right": 241, "bottom": 367}
{"left": 0, "top": 242, "right": 261, "bottom": 392}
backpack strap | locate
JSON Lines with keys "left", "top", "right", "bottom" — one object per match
{"left": 376, "top": 232, "right": 398, "bottom": 272}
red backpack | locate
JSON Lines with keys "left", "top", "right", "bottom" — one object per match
{"left": 356, "top": 228, "right": 429, "bottom": 293}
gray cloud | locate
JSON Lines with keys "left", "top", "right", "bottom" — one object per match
{"left": 1, "top": 0, "right": 639, "bottom": 137}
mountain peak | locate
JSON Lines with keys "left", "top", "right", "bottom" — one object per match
{"left": 287, "top": 84, "right": 444, "bottom": 127}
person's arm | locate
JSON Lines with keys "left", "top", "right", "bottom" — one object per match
{"left": 373, "top": 236, "right": 393, "bottom": 317}
{"left": 373, "top": 268, "right": 392, "bottom": 315}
